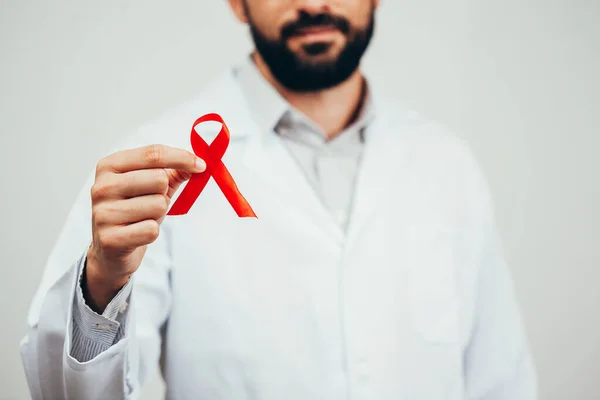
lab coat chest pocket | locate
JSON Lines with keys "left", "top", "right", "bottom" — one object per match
{"left": 404, "top": 223, "right": 460, "bottom": 344}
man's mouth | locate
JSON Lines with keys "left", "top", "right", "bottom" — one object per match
{"left": 289, "top": 25, "right": 340, "bottom": 41}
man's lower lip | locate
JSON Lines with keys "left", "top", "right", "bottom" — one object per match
{"left": 290, "top": 28, "right": 339, "bottom": 39}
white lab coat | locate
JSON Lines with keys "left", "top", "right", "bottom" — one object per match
{"left": 21, "top": 65, "right": 537, "bottom": 400}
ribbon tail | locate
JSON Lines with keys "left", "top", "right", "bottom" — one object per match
{"left": 167, "top": 173, "right": 211, "bottom": 216}
{"left": 212, "top": 163, "right": 257, "bottom": 218}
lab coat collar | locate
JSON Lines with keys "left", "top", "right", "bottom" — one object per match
{"left": 233, "top": 55, "right": 290, "bottom": 137}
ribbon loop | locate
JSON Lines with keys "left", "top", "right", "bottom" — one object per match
{"left": 167, "top": 113, "right": 257, "bottom": 218}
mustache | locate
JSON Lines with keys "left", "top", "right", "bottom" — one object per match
{"left": 281, "top": 12, "right": 351, "bottom": 39}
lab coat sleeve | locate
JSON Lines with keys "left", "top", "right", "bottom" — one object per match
{"left": 462, "top": 153, "right": 538, "bottom": 399}
{"left": 19, "top": 167, "right": 173, "bottom": 400}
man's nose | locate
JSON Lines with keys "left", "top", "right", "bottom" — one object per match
{"left": 294, "top": 0, "right": 330, "bottom": 14}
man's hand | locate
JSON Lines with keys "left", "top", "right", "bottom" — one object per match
{"left": 85, "top": 144, "right": 205, "bottom": 312}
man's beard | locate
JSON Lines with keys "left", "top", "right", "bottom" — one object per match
{"left": 247, "top": 10, "right": 375, "bottom": 92}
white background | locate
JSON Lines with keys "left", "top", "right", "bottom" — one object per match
{"left": 1, "top": 0, "right": 598, "bottom": 399}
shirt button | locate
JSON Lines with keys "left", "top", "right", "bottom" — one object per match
{"left": 119, "top": 302, "right": 128, "bottom": 313}
{"left": 96, "top": 323, "right": 113, "bottom": 331}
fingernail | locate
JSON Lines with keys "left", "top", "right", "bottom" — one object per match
{"left": 195, "top": 157, "right": 206, "bottom": 172}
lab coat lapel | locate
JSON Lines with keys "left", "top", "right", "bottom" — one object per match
{"left": 240, "top": 122, "right": 344, "bottom": 242}
{"left": 346, "top": 99, "right": 415, "bottom": 247}
{"left": 218, "top": 76, "right": 343, "bottom": 241}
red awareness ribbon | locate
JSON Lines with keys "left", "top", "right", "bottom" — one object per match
{"left": 167, "top": 113, "right": 257, "bottom": 218}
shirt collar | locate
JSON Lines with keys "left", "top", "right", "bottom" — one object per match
{"left": 234, "top": 54, "right": 375, "bottom": 141}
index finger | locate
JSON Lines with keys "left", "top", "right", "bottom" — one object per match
{"left": 99, "top": 144, "right": 206, "bottom": 174}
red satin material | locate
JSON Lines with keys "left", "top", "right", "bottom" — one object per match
{"left": 167, "top": 113, "right": 257, "bottom": 218}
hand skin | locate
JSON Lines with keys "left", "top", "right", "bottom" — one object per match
{"left": 83, "top": 144, "right": 206, "bottom": 313}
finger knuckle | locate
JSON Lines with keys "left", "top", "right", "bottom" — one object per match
{"left": 95, "top": 157, "right": 109, "bottom": 174}
{"left": 155, "top": 195, "right": 169, "bottom": 215}
{"left": 154, "top": 169, "right": 170, "bottom": 192}
{"left": 97, "top": 230, "right": 117, "bottom": 250}
{"left": 90, "top": 181, "right": 111, "bottom": 201}
{"left": 147, "top": 195, "right": 167, "bottom": 217}
{"left": 91, "top": 206, "right": 102, "bottom": 226}
{"left": 90, "top": 184, "right": 99, "bottom": 201}
{"left": 144, "top": 221, "right": 160, "bottom": 243}
{"left": 144, "top": 144, "right": 163, "bottom": 164}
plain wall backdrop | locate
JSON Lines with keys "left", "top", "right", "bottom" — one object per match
{"left": 1, "top": 0, "right": 598, "bottom": 399}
